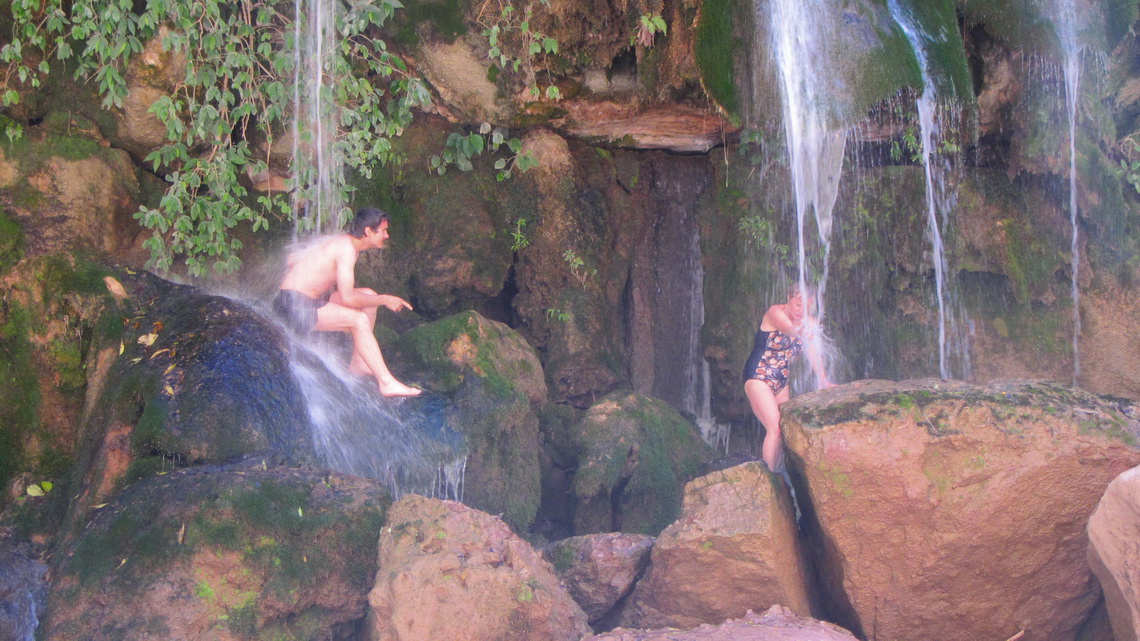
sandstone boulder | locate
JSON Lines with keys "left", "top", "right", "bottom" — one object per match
{"left": 619, "top": 462, "right": 813, "bottom": 629}
{"left": 590, "top": 605, "right": 858, "bottom": 641}
{"left": 543, "top": 532, "right": 654, "bottom": 623}
{"left": 367, "top": 495, "right": 590, "bottom": 641}
{"left": 41, "top": 461, "right": 390, "bottom": 641}
{"left": 1088, "top": 465, "right": 1140, "bottom": 641}
{"left": 783, "top": 378, "right": 1140, "bottom": 641}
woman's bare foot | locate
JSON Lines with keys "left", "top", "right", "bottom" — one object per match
{"left": 378, "top": 379, "right": 422, "bottom": 397}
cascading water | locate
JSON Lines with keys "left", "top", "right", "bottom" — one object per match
{"left": 1047, "top": 0, "right": 1084, "bottom": 386}
{"left": 888, "top": 0, "right": 971, "bottom": 380}
{"left": 287, "top": 334, "right": 466, "bottom": 499}
{"left": 767, "top": 0, "right": 845, "bottom": 390}
{"left": 292, "top": 0, "right": 345, "bottom": 236}
{"left": 279, "top": 0, "right": 466, "bottom": 495}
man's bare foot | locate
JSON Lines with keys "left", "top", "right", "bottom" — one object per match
{"left": 379, "top": 380, "right": 422, "bottom": 397}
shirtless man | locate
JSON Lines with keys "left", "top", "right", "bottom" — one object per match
{"left": 273, "top": 207, "right": 421, "bottom": 397}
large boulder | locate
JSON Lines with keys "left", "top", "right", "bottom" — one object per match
{"left": 619, "top": 462, "right": 813, "bottom": 629}
{"left": 1088, "top": 465, "right": 1140, "bottom": 641}
{"left": 543, "top": 532, "right": 654, "bottom": 623}
{"left": 367, "top": 495, "right": 591, "bottom": 641}
{"left": 572, "top": 392, "right": 717, "bottom": 536}
{"left": 40, "top": 461, "right": 390, "bottom": 641}
{"left": 589, "top": 605, "right": 859, "bottom": 641}
{"left": 395, "top": 311, "right": 546, "bottom": 530}
{"left": 783, "top": 378, "right": 1140, "bottom": 641}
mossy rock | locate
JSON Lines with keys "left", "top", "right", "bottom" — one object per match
{"left": 746, "top": 0, "right": 922, "bottom": 130}
{"left": 0, "top": 254, "right": 122, "bottom": 516}
{"left": 892, "top": 0, "right": 974, "bottom": 103}
{"left": 571, "top": 392, "right": 717, "bottom": 536}
{"left": 72, "top": 269, "right": 314, "bottom": 519}
{"left": 0, "top": 206, "right": 25, "bottom": 276}
{"left": 958, "top": 0, "right": 1132, "bottom": 56}
{"left": 695, "top": 0, "right": 746, "bottom": 117}
{"left": 40, "top": 460, "right": 390, "bottom": 641}
{"left": 396, "top": 311, "right": 545, "bottom": 531}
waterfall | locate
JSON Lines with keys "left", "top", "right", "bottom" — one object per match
{"left": 292, "top": 0, "right": 345, "bottom": 236}
{"left": 272, "top": 303, "right": 467, "bottom": 499}
{"left": 1043, "top": 0, "right": 1083, "bottom": 386}
{"left": 767, "top": 0, "right": 846, "bottom": 389}
{"left": 888, "top": 0, "right": 972, "bottom": 380}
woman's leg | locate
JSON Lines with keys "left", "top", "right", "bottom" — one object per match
{"left": 745, "top": 379, "right": 782, "bottom": 471}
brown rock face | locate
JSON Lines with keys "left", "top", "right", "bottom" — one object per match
{"left": 1088, "top": 466, "right": 1140, "bottom": 641}
{"left": 782, "top": 378, "right": 1140, "bottom": 641}
{"left": 591, "top": 605, "right": 858, "bottom": 641}
{"left": 544, "top": 533, "right": 654, "bottom": 623}
{"left": 619, "top": 462, "right": 814, "bottom": 629}
{"left": 368, "top": 495, "right": 591, "bottom": 641}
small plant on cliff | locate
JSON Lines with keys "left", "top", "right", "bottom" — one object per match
{"left": 430, "top": 122, "right": 537, "bottom": 181}
{"left": 476, "top": 0, "right": 561, "bottom": 101}
{"left": 631, "top": 13, "right": 667, "bottom": 48}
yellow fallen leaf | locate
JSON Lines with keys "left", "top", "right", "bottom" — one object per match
{"left": 130, "top": 358, "right": 142, "bottom": 364}
{"left": 138, "top": 333, "right": 158, "bottom": 347}
{"left": 119, "top": 342, "right": 124, "bottom": 355}
{"left": 150, "top": 348, "right": 171, "bottom": 360}
{"left": 92, "top": 503, "right": 107, "bottom": 509}
{"left": 164, "top": 363, "right": 176, "bottom": 375}
{"left": 103, "top": 276, "right": 129, "bottom": 301}
{"left": 164, "top": 384, "right": 174, "bottom": 396}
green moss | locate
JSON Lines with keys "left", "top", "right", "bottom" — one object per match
{"left": 695, "top": 0, "right": 741, "bottom": 116}
{"left": 391, "top": 0, "right": 467, "bottom": 46}
{"left": 0, "top": 207, "right": 25, "bottom": 276}
{"left": 0, "top": 299, "right": 40, "bottom": 493}
{"left": 891, "top": 0, "right": 974, "bottom": 102}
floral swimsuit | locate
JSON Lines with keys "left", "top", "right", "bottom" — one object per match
{"left": 742, "top": 328, "right": 804, "bottom": 394}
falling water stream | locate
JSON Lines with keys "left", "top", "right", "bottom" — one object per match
{"left": 282, "top": 0, "right": 467, "bottom": 495}
{"left": 767, "top": 0, "right": 845, "bottom": 390}
{"left": 1049, "top": 0, "right": 1084, "bottom": 386}
{"left": 888, "top": 0, "right": 968, "bottom": 380}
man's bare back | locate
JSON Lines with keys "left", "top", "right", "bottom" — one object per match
{"left": 273, "top": 208, "right": 421, "bottom": 397}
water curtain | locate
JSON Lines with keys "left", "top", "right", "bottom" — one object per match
{"left": 767, "top": 0, "right": 846, "bottom": 389}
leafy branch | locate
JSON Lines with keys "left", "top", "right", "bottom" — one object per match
{"left": 475, "top": 0, "right": 561, "bottom": 101}
{"left": 430, "top": 122, "right": 537, "bottom": 181}
{"left": 1, "top": 0, "right": 427, "bottom": 275}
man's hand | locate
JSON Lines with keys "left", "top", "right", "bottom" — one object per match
{"left": 380, "top": 295, "right": 413, "bottom": 312}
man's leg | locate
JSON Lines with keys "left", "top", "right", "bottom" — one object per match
{"left": 315, "top": 298, "right": 420, "bottom": 397}
{"left": 329, "top": 289, "right": 379, "bottom": 376}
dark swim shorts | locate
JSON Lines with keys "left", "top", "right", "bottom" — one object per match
{"left": 272, "top": 290, "right": 327, "bottom": 334}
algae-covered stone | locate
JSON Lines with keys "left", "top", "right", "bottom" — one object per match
{"left": 40, "top": 460, "right": 390, "bottom": 641}
{"left": 396, "top": 311, "right": 545, "bottom": 530}
{"left": 0, "top": 254, "right": 124, "bottom": 516}
{"left": 783, "top": 378, "right": 1140, "bottom": 641}
{"left": 71, "top": 269, "right": 313, "bottom": 522}
{"left": 572, "top": 392, "right": 717, "bottom": 536}
{"left": 0, "top": 114, "right": 145, "bottom": 258}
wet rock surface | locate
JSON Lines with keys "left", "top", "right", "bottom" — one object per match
{"left": 619, "top": 462, "right": 813, "bottom": 629}
{"left": 783, "top": 378, "right": 1140, "bottom": 641}
{"left": 1088, "top": 465, "right": 1140, "bottom": 641}
{"left": 543, "top": 532, "right": 654, "bottom": 623}
{"left": 368, "top": 495, "right": 591, "bottom": 641}
{"left": 396, "top": 311, "right": 546, "bottom": 530}
{"left": 0, "top": 528, "right": 48, "bottom": 641}
{"left": 589, "top": 605, "right": 859, "bottom": 641}
{"left": 41, "top": 460, "right": 390, "bottom": 641}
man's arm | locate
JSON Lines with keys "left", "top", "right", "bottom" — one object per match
{"left": 333, "top": 241, "right": 414, "bottom": 312}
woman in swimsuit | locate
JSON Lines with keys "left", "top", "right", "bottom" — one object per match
{"left": 743, "top": 285, "right": 832, "bottom": 472}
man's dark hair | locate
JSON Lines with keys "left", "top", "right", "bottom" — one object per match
{"left": 347, "top": 207, "right": 390, "bottom": 238}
